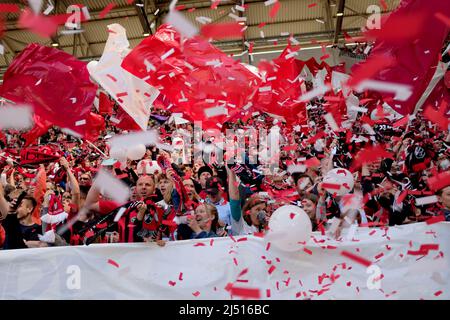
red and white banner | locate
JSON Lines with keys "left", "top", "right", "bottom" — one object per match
{"left": 0, "top": 222, "right": 448, "bottom": 299}
{"left": 87, "top": 23, "right": 159, "bottom": 130}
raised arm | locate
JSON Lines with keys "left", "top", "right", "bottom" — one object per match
{"left": 0, "top": 183, "right": 10, "bottom": 220}
{"left": 60, "top": 157, "right": 81, "bottom": 209}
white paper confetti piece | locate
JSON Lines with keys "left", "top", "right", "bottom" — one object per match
{"left": 195, "top": 16, "right": 212, "bottom": 24}
{"left": 109, "top": 130, "right": 159, "bottom": 149}
{"left": 114, "top": 207, "right": 127, "bottom": 222}
{"left": 355, "top": 80, "right": 412, "bottom": 101}
{"left": 43, "top": 1, "right": 54, "bottom": 15}
{"left": 204, "top": 106, "right": 228, "bottom": 118}
{"left": 264, "top": 0, "right": 277, "bottom": 6}
{"left": 93, "top": 170, "right": 130, "bottom": 204}
{"left": 298, "top": 84, "right": 330, "bottom": 102}
{"left": 0, "top": 105, "right": 34, "bottom": 130}
{"left": 323, "top": 113, "right": 339, "bottom": 131}
{"left": 161, "top": 48, "right": 175, "bottom": 60}
{"left": 415, "top": 195, "right": 438, "bottom": 206}
{"left": 164, "top": 9, "right": 198, "bottom": 38}
{"left": 0, "top": 45, "right": 4, "bottom": 55}
{"left": 287, "top": 165, "right": 307, "bottom": 174}
{"left": 75, "top": 119, "right": 86, "bottom": 126}
{"left": 28, "top": 0, "right": 43, "bottom": 14}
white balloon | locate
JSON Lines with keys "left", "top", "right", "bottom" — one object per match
{"left": 126, "top": 144, "right": 146, "bottom": 161}
{"left": 109, "top": 146, "right": 127, "bottom": 162}
{"left": 322, "top": 168, "right": 354, "bottom": 196}
{"left": 137, "top": 159, "right": 162, "bottom": 175}
{"left": 268, "top": 205, "right": 312, "bottom": 252}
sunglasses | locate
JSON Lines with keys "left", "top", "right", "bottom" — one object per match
{"left": 79, "top": 177, "right": 90, "bottom": 181}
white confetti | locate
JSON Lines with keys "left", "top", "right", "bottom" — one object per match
{"left": 415, "top": 195, "right": 438, "bottom": 206}
{"left": 0, "top": 105, "right": 34, "bottom": 130}
{"left": 161, "top": 48, "right": 175, "bottom": 60}
{"left": 93, "top": 170, "right": 130, "bottom": 204}
{"left": 164, "top": 9, "right": 198, "bottom": 38}
{"left": 204, "top": 106, "right": 228, "bottom": 118}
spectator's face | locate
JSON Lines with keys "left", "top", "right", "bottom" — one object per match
{"left": 183, "top": 179, "right": 195, "bottom": 199}
{"left": 79, "top": 174, "right": 91, "bottom": 186}
{"left": 194, "top": 204, "right": 212, "bottom": 229}
{"left": 199, "top": 172, "right": 211, "bottom": 186}
{"left": 301, "top": 199, "right": 316, "bottom": 219}
{"left": 62, "top": 192, "right": 71, "bottom": 211}
{"left": 130, "top": 186, "right": 138, "bottom": 201}
{"left": 136, "top": 176, "right": 155, "bottom": 199}
{"left": 296, "top": 177, "right": 312, "bottom": 194}
{"left": 249, "top": 203, "right": 267, "bottom": 226}
{"left": 439, "top": 186, "right": 450, "bottom": 209}
{"left": 158, "top": 178, "right": 172, "bottom": 195}
{"left": 207, "top": 191, "right": 221, "bottom": 203}
{"left": 17, "top": 199, "right": 33, "bottom": 219}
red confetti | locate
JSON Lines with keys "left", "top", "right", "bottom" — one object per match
{"left": 303, "top": 248, "right": 312, "bottom": 255}
{"left": 210, "top": 239, "right": 214, "bottom": 246}
{"left": 211, "top": 0, "right": 220, "bottom": 9}
{"left": 200, "top": 22, "right": 244, "bottom": 40}
{"left": 192, "top": 291, "right": 200, "bottom": 297}
{"left": 178, "top": 272, "right": 183, "bottom": 281}
{"left": 99, "top": 3, "right": 116, "bottom": 19}
{"left": 266, "top": 242, "right": 271, "bottom": 251}
{"left": 407, "top": 244, "right": 439, "bottom": 256}
{"left": 0, "top": 4, "right": 19, "bottom": 12}
{"left": 321, "top": 183, "right": 341, "bottom": 190}
{"left": 427, "top": 171, "right": 450, "bottom": 192}
{"left": 175, "top": 5, "right": 186, "bottom": 10}
{"left": 308, "top": 3, "right": 317, "bottom": 8}
{"left": 269, "top": 1, "right": 281, "bottom": 18}
{"left": 426, "top": 216, "right": 446, "bottom": 225}
{"left": 289, "top": 213, "right": 296, "bottom": 219}
{"left": 230, "top": 235, "right": 237, "bottom": 242}
{"left": 258, "top": 22, "right": 266, "bottom": 28}
{"left": 434, "top": 290, "right": 443, "bottom": 297}
{"left": 162, "top": 220, "right": 177, "bottom": 227}
{"left": 194, "top": 243, "right": 206, "bottom": 247}
{"left": 230, "top": 286, "right": 261, "bottom": 299}
{"left": 374, "top": 253, "right": 384, "bottom": 260}
{"left": 106, "top": 74, "right": 117, "bottom": 82}
{"left": 341, "top": 251, "right": 372, "bottom": 268}
{"left": 266, "top": 289, "right": 271, "bottom": 298}
{"left": 379, "top": 0, "right": 388, "bottom": 10}
{"left": 107, "top": 259, "right": 119, "bottom": 268}
{"left": 320, "top": 54, "right": 330, "bottom": 61}
{"left": 233, "top": 258, "right": 238, "bottom": 266}
{"left": 238, "top": 268, "right": 249, "bottom": 278}
{"left": 268, "top": 265, "right": 276, "bottom": 275}
{"left": 237, "top": 237, "right": 248, "bottom": 242}
{"left": 168, "top": 281, "right": 176, "bottom": 286}
{"left": 423, "top": 104, "right": 449, "bottom": 131}
{"left": 347, "top": 281, "right": 352, "bottom": 287}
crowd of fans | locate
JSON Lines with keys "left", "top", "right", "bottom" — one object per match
{"left": 0, "top": 90, "right": 448, "bottom": 250}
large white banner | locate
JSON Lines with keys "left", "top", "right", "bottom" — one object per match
{"left": 0, "top": 222, "right": 448, "bottom": 300}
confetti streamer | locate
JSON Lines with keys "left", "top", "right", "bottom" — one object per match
{"left": 99, "top": 3, "right": 116, "bottom": 19}
{"left": 107, "top": 259, "right": 119, "bottom": 268}
{"left": 340, "top": 251, "right": 372, "bottom": 268}
{"left": 230, "top": 286, "right": 261, "bottom": 299}
{"left": 200, "top": 22, "right": 244, "bottom": 40}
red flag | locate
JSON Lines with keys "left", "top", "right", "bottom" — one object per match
{"left": 0, "top": 43, "right": 98, "bottom": 137}
{"left": 351, "top": 0, "right": 450, "bottom": 116}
